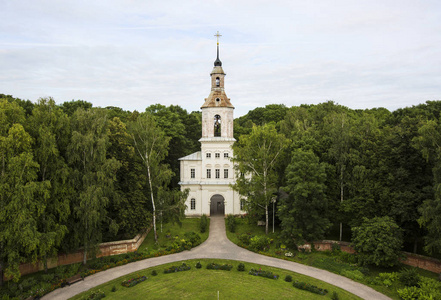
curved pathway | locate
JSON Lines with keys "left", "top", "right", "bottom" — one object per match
{"left": 42, "top": 216, "right": 390, "bottom": 300}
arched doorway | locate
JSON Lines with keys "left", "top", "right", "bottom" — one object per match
{"left": 210, "top": 194, "right": 225, "bottom": 215}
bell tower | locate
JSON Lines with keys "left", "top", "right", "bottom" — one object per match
{"left": 201, "top": 31, "right": 235, "bottom": 140}
{"left": 179, "top": 31, "right": 243, "bottom": 217}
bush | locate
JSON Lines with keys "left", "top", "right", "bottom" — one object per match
{"left": 237, "top": 263, "right": 245, "bottom": 272}
{"left": 397, "top": 286, "right": 419, "bottom": 300}
{"left": 284, "top": 275, "right": 293, "bottom": 282}
{"left": 206, "top": 263, "right": 233, "bottom": 271}
{"left": 164, "top": 263, "right": 191, "bottom": 274}
{"left": 200, "top": 215, "right": 208, "bottom": 233}
{"left": 399, "top": 268, "right": 420, "bottom": 287}
{"left": 331, "top": 291, "right": 339, "bottom": 300}
{"left": 111, "top": 285, "right": 117, "bottom": 292}
{"left": 238, "top": 233, "right": 252, "bottom": 245}
{"left": 86, "top": 290, "right": 106, "bottom": 299}
{"left": 121, "top": 275, "right": 147, "bottom": 287}
{"left": 195, "top": 261, "right": 202, "bottom": 269}
{"left": 184, "top": 231, "right": 202, "bottom": 247}
{"left": 226, "top": 215, "right": 237, "bottom": 233}
{"left": 292, "top": 281, "right": 328, "bottom": 295}
{"left": 151, "top": 270, "right": 158, "bottom": 276}
{"left": 248, "top": 268, "right": 279, "bottom": 279}
{"left": 249, "top": 235, "right": 271, "bottom": 251}
{"left": 351, "top": 216, "right": 403, "bottom": 267}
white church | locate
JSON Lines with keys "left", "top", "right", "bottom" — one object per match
{"left": 179, "top": 34, "right": 244, "bottom": 216}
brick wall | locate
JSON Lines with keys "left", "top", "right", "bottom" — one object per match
{"left": 4, "top": 227, "right": 151, "bottom": 281}
{"left": 306, "top": 240, "right": 440, "bottom": 274}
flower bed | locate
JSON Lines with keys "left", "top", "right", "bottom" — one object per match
{"left": 206, "top": 263, "right": 233, "bottom": 271}
{"left": 163, "top": 263, "right": 191, "bottom": 274}
{"left": 292, "top": 281, "right": 328, "bottom": 295}
{"left": 121, "top": 275, "right": 147, "bottom": 288}
{"left": 248, "top": 268, "right": 279, "bottom": 279}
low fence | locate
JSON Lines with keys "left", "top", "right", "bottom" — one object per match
{"left": 306, "top": 240, "right": 441, "bottom": 274}
{"left": 4, "top": 226, "right": 151, "bottom": 281}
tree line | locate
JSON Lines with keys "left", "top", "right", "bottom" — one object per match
{"left": 0, "top": 95, "right": 199, "bottom": 284}
{"left": 2, "top": 94, "right": 441, "bottom": 281}
{"left": 232, "top": 102, "right": 441, "bottom": 263}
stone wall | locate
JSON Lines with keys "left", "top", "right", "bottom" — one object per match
{"left": 4, "top": 227, "right": 151, "bottom": 281}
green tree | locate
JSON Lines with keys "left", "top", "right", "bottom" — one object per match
{"left": 352, "top": 216, "right": 403, "bottom": 267}
{"left": 0, "top": 100, "right": 49, "bottom": 284}
{"left": 68, "top": 108, "right": 120, "bottom": 264}
{"left": 232, "top": 124, "right": 289, "bottom": 234}
{"left": 414, "top": 118, "right": 441, "bottom": 254}
{"left": 129, "top": 112, "right": 173, "bottom": 242}
{"left": 26, "top": 98, "right": 71, "bottom": 272}
{"left": 279, "top": 149, "right": 330, "bottom": 245}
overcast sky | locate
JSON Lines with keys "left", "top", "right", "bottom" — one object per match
{"left": 1, "top": 0, "right": 440, "bottom": 117}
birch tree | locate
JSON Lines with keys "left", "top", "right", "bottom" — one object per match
{"left": 232, "top": 124, "right": 289, "bottom": 234}
{"left": 129, "top": 112, "right": 172, "bottom": 242}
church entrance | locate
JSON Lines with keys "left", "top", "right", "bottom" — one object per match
{"left": 210, "top": 194, "right": 225, "bottom": 215}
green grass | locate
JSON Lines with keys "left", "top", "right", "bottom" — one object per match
{"left": 225, "top": 218, "right": 441, "bottom": 300}
{"left": 70, "top": 259, "right": 361, "bottom": 300}
{"left": 138, "top": 218, "right": 209, "bottom": 253}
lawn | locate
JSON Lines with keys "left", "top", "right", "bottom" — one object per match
{"left": 70, "top": 259, "right": 361, "bottom": 300}
{"left": 225, "top": 217, "right": 441, "bottom": 300}
{"left": 138, "top": 217, "right": 209, "bottom": 253}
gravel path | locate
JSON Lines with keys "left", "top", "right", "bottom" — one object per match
{"left": 42, "top": 216, "right": 391, "bottom": 300}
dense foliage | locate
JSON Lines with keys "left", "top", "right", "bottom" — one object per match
{"left": 2, "top": 92, "right": 441, "bottom": 285}
{"left": 234, "top": 101, "right": 441, "bottom": 260}
{"left": 0, "top": 95, "right": 194, "bottom": 284}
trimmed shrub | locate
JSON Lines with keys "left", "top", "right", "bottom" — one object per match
{"left": 200, "top": 215, "right": 208, "bottom": 233}
{"left": 237, "top": 263, "right": 245, "bottom": 272}
{"left": 86, "top": 290, "right": 106, "bottom": 299}
{"left": 331, "top": 291, "right": 339, "bottom": 300}
{"left": 206, "top": 263, "right": 233, "bottom": 271}
{"left": 111, "top": 285, "right": 117, "bottom": 292}
{"left": 292, "top": 281, "right": 328, "bottom": 295}
{"left": 195, "top": 261, "right": 202, "bottom": 269}
{"left": 226, "top": 214, "right": 237, "bottom": 233}
{"left": 284, "top": 275, "right": 293, "bottom": 282}
{"left": 151, "top": 270, "right": 158, "bottom": 276}
{"left": 248, "top": 268, "right": 279, "bottom": 279}
{"left": 121, "top": 275, "right": 147, "bottom": 287}
{"left": 164, "top": 263, "right": 191, "bottom": 274}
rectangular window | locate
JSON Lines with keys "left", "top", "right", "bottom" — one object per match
{"left": 224, "top": 169, "right": 228, "bottom": 178}
{"left": 206, "top": 153, "right": 211, "bottom": 158}
{"left": 224, "top": 152, "right": 229, "bottom": 158}
{"left": 215, "top": 152, "right": 220, "bottom": 158}
{"left": 240, "top": 199, "right": 245, "bottom": 211}
{"left": 190, "top": 168, "right": 195, "bottom": 178}
{"left": 215, "top": 169, "right": 220, "bottom": 179}
{"left": 191, "top": 198, "right": 196, "bottom": 210}
{"left": 207, "top": 169, "right": 211, "bottom": 179}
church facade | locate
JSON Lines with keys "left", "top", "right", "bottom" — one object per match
{"left": 178, "top": 37, "right": 243, "bottom": 216}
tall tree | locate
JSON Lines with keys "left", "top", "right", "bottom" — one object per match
{"left": 68, "top": 108, "right": 120, "bottom": 264}
{"left": 414, "top": 118, "right": 441, "bottom": 254}
{"left": 0, "top": 100, "right": 48, "bottom": 284}
{"left": 279, "top": 149, "right": 330, "bottom": 245}
{"left": 128, "top": 112, "right": 173, "bottom": 242}
{"left": 232, "top": 124, "right": 289, "bottom": 234}
{"left": 26, "top": 98, "right": 71, "bottom": 272}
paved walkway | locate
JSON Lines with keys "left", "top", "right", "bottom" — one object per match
{"left": 42, "top": 216, "right": 390, "bottom": 300}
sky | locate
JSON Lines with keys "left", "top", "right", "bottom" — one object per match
{"left": 1, "top": 0, "right": 440, "bottom": 117}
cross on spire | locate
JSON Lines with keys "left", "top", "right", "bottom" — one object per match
{"left": 214, "top": 31, "right": 222, "bottom": 45}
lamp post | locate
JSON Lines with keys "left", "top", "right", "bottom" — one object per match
{"left": 271, "top": 196, "right": 277, "bottom": 233}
